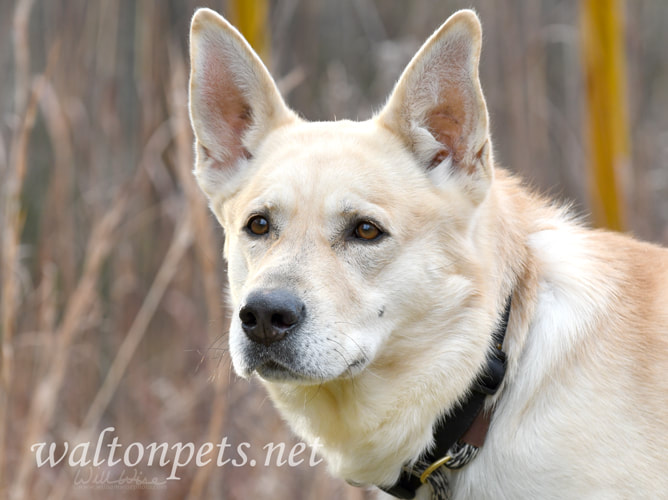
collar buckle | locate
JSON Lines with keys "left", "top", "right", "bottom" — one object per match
{"left": 419, "top": 455, "right": 452, "bottom": 484}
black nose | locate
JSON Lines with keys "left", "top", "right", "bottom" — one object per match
{"left": 239, "top": 290, "right": 305, "bottom": 346}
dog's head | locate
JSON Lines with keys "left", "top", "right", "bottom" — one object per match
{"left": 189, "top": 9, "right": 494, "bottom": 388}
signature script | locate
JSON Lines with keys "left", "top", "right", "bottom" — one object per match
{"left": 73, "top": 467, "right": 167, "bottom": 489}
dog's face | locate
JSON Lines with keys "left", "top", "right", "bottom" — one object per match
{"left": 220, "top": 120, "right": 480, "bottom": 383}
{"left": 189, "top": 9, "right": 494, "bottom": 390}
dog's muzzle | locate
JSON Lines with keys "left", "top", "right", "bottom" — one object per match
{"left": 239, "top": 289, "right": 306, "bottom": 346}
{"left": 234, "top": 289, "right": 365, "bottom": 383}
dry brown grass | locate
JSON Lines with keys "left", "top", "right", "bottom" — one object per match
{"left": 1, "top": 1, "right": 666, "bottom": 499}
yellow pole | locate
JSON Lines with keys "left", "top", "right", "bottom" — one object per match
{"left": 228, "top": 0, "right": 270, "bottom": 63}
{"left": 580, "top": 0, "right": 630, "bottom": 231}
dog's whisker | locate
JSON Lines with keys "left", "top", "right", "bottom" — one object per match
{"left": 334, "top": 330, "right": 370, "bottom": 366}
{"left": 325, "top": 338, "right": 360, "bottom": 393}
{"left": 189, "top": 331, "right": 231, "bottom": 374}
{"left": 360, "top": 366, "right": 389, "bottom": 382}
{"left": 304, "top": 382, "right": 324, "bottom": 408}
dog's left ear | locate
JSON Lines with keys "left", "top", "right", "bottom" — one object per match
{"left": 378, "top": 10, "right": 492, "bottom": 202}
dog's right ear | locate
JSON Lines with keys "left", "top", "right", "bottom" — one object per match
{"left": 189, "top": 8, "right": 296, "bottom": 199}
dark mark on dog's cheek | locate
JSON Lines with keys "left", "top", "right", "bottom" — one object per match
{"left": 378, "top": 306, "right": 385, "bottom": 318}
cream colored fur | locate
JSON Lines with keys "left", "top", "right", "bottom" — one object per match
{"left": 188, "top": 8, "right": 668, "bottom": 499}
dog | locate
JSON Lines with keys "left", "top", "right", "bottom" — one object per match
{"left": 188, "top": 8, "right": 668, "bottom": 499}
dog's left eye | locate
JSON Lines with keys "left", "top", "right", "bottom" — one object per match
{"left": 354, "top": 221, "right": 383, "bottom": 241}
{"left": 246, "top": 215, "right": 270, "bottom": 236}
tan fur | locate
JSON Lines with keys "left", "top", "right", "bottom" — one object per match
{"left": 188, "top": 8, "right": 668, "bottom": 499}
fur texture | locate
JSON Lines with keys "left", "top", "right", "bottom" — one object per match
{"left": 188, "top": 8, "right": 668, "bottom": 499}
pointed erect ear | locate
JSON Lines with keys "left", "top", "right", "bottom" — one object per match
{"left": 189, "top": 8, "right": 296, "bottom": 198}
{"left": 378, "top": 10, "right": 492, "bottom": 199}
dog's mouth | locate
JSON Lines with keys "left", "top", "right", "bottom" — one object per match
{"left": 252, "top": 356, "right": 369, "bottom": 384}
{"left": 255, "top": 359, "right": 304, "bottom": 382}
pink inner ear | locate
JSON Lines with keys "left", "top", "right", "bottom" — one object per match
{"left": 195, "top": 49, "right": 254, "bottom": 164}
{"left": 427, "top": 101, "right": 469, "bottom": 167}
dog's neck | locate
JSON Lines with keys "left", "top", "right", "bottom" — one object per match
{"left": 379, "top": 294, "right": 511, "bottom": 499}
{"left": 263, "top": 170, "right": 546, "bottom": 487}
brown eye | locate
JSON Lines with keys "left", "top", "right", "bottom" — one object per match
{"left": 247, "top": 215, "right": 269, "bottom": 235}
{"left": 354, "top": 221, "right": 382, "bottom": 241}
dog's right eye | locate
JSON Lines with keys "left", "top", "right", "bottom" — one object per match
{"left": 354, "top": 221, "right": 383, "bottom": 241}
{"left": 246, "top": 215, "right": 270, "bottom": 236}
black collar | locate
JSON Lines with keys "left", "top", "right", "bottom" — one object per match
{"left": 380, "top": 296, "right": 512, "bottom": 499}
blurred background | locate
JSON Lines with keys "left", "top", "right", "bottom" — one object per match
{"left": 1, "top": 0, "right": 667, "bottom": 499}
